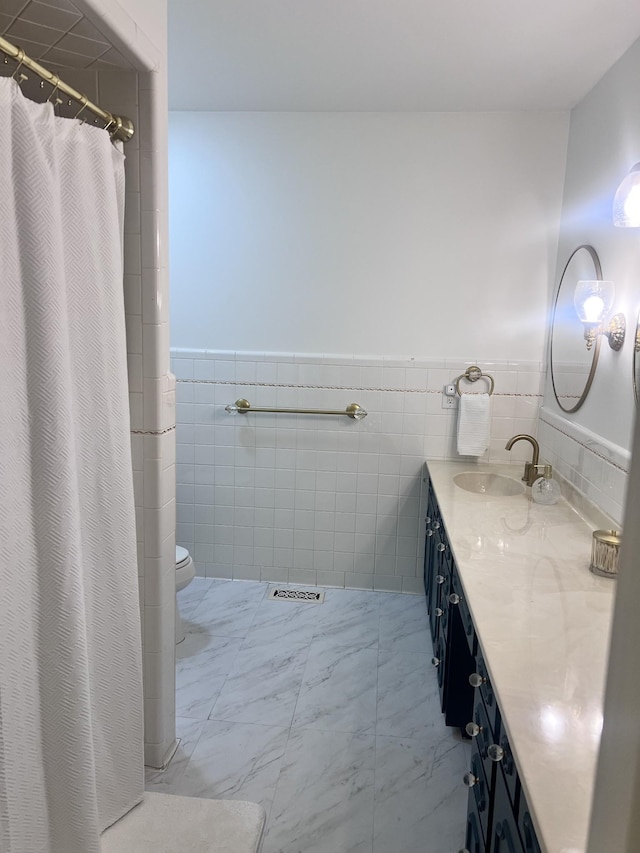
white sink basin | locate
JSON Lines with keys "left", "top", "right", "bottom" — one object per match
{"left": 453, "top": 471, "right": 524, "bottom": 497}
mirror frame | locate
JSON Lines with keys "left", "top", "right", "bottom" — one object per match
{"left": 550, "top": 244, "right": 602, "bottom": 414}
{"left": 634, "top": 307, "right": 640, "bottom": 405}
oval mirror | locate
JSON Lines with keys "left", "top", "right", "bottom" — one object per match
{"left": 550, "top": 245, "right": 602, "bottom": 413}
{"left": 634, "top": 308, "right": 640, "bottom": 405}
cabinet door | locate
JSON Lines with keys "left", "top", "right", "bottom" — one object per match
{"left": 468, "top": 691, "right": 495, "bottom": 785}
{"left": 470, "top": 647, "right": 499, "bottom": 737}
{"left": 428, "top": 527, "right": 451, "bottom": 643}
{"left": 432, "top": 632, "right": 446, "bottom": 694}
{"left": 492, "top": 759, "right": 525, "bottom": 853}
{"left": 443, "top": 597, "right": 475, "bottom": 728}
{"left": 464, "top": 794, "right": 485, "bottom": 853}
{"left": 423, "top": 516, "right": 432, "bottom": 607}
{"left": 493, "top": 819, "right": 521, "bottom": 853}
{"left": 518, "top": 805, "right": 542, "bottom": 853}
{"left": 467, "top": 745, "right": 491, "bottom": 843}
{"left": 497, "top": 725, "right": 520, "bottom": 813}
{"left": 451, "top": 564, "right": 476, "bottom": 656}
{"left": 424, "top": 485, "right": 438, "bottom": 609}
{"left": 428, "top": 543, "right": 446, "bottom": 643}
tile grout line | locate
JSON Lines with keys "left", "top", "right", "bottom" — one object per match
{"left": 176, "top": 377, "right": 542, "bottom": 398}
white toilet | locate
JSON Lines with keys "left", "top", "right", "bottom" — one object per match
{"left": 175, "top": 545, "right": 195, "bottom": 644}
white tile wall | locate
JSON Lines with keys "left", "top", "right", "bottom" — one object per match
{"left": 90, "top": 65, "right": 175, "bottom": 768}
{"left": 172, "top": 349, "right": 545, "bottom": 593}
{"left": 0, "top": 0, "right": 132, "bottom": 69}
{"left": 538, "top": 407, "right": 630, "bottom": 526}
{"left": 134, "top": 68, "right": 175, "bottom": 770}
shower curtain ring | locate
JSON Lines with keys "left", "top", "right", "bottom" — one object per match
{"left": 47, "top": 75, "right": 61, "bottom": 104}
{"left": 11, "top": 48, "right": 28, "bottom": 83}
{"left": 74, "top": 95, "right": 89, "bottom": 121}
{"left": 103, "top": 116, "right": 116, "bottom": 135}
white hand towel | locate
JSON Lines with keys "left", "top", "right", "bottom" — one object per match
{"left": 457, "top": 393, "right": 490, "bottom": 456}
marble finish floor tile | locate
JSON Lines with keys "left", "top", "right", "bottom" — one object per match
{"left": 378, "top": 592, "right": 431, "bottom": 652}
{"left": 241, "top": 598, "right": 321, "bottom": 649}
{"left": 292, "top": 642, "right": 378, "bottom": 734}
{"left": 210, "top": 642, "right": 310, "bottom": 727}
{"left": 263, "top": 728, "right": 375, "bottom": 853}
{"left": 168, "top": 581, "right": 465, "bottom": 853}
{"left": 172, "top": 719, "right": 289, "bottom": 813}
{"left": 376, "top": 649, "right": 443, "bottom": 738}
{"left": 373, "top": 735, "right": 468, "bottom": 853}
{"left": 145, "top": 716, "right": 205, "bottom": 791}
{"left": 175, "top": 632, "right": 243, "bottom": 719}
{"left": 187, "top": 580, "right": 267, "bottom": 637}
{"left": 312, "top": 588, "right": 381, "bottom": 648}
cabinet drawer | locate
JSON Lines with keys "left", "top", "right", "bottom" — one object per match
{"left": 468, "top": 743, "right": 491, "bottom": 843}
{"left": 492, "top": 764, "right": 523, "bottom": 853}
{"left": 443, "top": 601, "right": 475, "bottom": 729}
{"left": 467, "top": 691, "right": 495, "bottom": 787}
{"left": 471, "top": 648, "right": 498, "bottom": 737}
{"left": 433, "top": 632, "right": 446, "bottom": 696}
{"left": 497, "top": 723, "right": 520, "bottom": 812}
{"left": 465, "top": 783, "right": 486, "bottom": 853}
{"left": 518, "top": 798, "right": 542, "bottom": 853}
{"left": 437, "top": 568, "right": 452, "bottom": 639}
{"left": 450, "top": 566, "right": 475, "bottom": 655}
{"left": 428, "top": 545, "right": 451, "bottom": 643}
{"left": 492, "top": 817, "right": 521, "bottom": 853}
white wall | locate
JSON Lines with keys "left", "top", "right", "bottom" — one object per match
{"left": 169, "top": 111, "right": 569, "bottom": 361}
{"left": 544, "top": 36, "right": 640, "bottom": 453}
{"left": 115, "top": 0, "right": 167, "bottom": 51}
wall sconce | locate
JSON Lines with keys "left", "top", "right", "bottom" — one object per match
{"left": 574, "top": 280, "right": 625, "bottom": 351}
{"left": 613, "top": 162, "right": 640, "bottom": 227}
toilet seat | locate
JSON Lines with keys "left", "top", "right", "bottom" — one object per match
{"left": 176, "top": 545, "right": 190, "bottom": 569}
{"left": 175, "top": 546, "right": 195, "bottom": 644}
{"left": 175, "top": 545, "right": 195, "bottom": 593}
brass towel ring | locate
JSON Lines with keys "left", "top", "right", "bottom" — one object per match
{"left": 454, "top": 365, "right": 495, "bottom": 396}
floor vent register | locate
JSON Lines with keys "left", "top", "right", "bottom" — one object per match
{"left": 267, "top": 588, "right": 325, "bottom": 604}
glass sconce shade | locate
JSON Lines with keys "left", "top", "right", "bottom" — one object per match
{"left": 573, "top": 280, "right": 625, "bottom": 351}
{"left": 613, "top": 162, "right": 640, "bottom": 227}
{"left": 574, "top": 280, "right": 614, "bottom": 323}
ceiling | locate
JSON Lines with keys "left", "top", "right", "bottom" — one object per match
{"left": 168, "top": 0, "right": 640, "bottom": 111}
{"left": 0, "top": 0, "right": 131, "bottom": 70}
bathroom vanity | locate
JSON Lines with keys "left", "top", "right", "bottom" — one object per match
{"left": 423, "top": 460, "right": 617, "bottom": 853}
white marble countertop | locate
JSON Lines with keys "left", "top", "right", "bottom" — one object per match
{"left": 426, "top": 460, "right": 617, "bottom": 853}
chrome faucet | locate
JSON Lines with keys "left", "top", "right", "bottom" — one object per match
{"left": 505, "top": 434, "right": 544, "bottom": 487}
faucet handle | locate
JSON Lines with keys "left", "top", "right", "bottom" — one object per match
{"left": 531, "top": 463, "right": 550, "bottom": 478}
{"left": 525, "top": 462, "right": 550, "bottom": 487}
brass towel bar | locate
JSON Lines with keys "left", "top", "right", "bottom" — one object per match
{"left": 0, "top": 35, "right": 135, "bottom": 142}
{"left": 225, "top": 399, "right": 368, "bottom": 420}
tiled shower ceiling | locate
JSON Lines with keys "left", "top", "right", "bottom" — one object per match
{"left": 0, "top": 0, "right": 131, "bottom": 69}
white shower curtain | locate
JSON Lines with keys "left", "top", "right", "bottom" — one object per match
{"left": 0, "top": 79, "right": 143, "bottom": 852}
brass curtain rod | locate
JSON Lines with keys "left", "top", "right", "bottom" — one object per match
{"left": 226, "top": 399, "right": 368, "bottom": 420}
{"left": 0, "top": 35, "right": 134, "bottom": 142}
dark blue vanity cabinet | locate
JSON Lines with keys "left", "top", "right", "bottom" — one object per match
{"left": 424, "top": 481, "right": 475, "bottom": 727}
{"left": 423, "top": 475, "right": 544, "bottom": 853}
